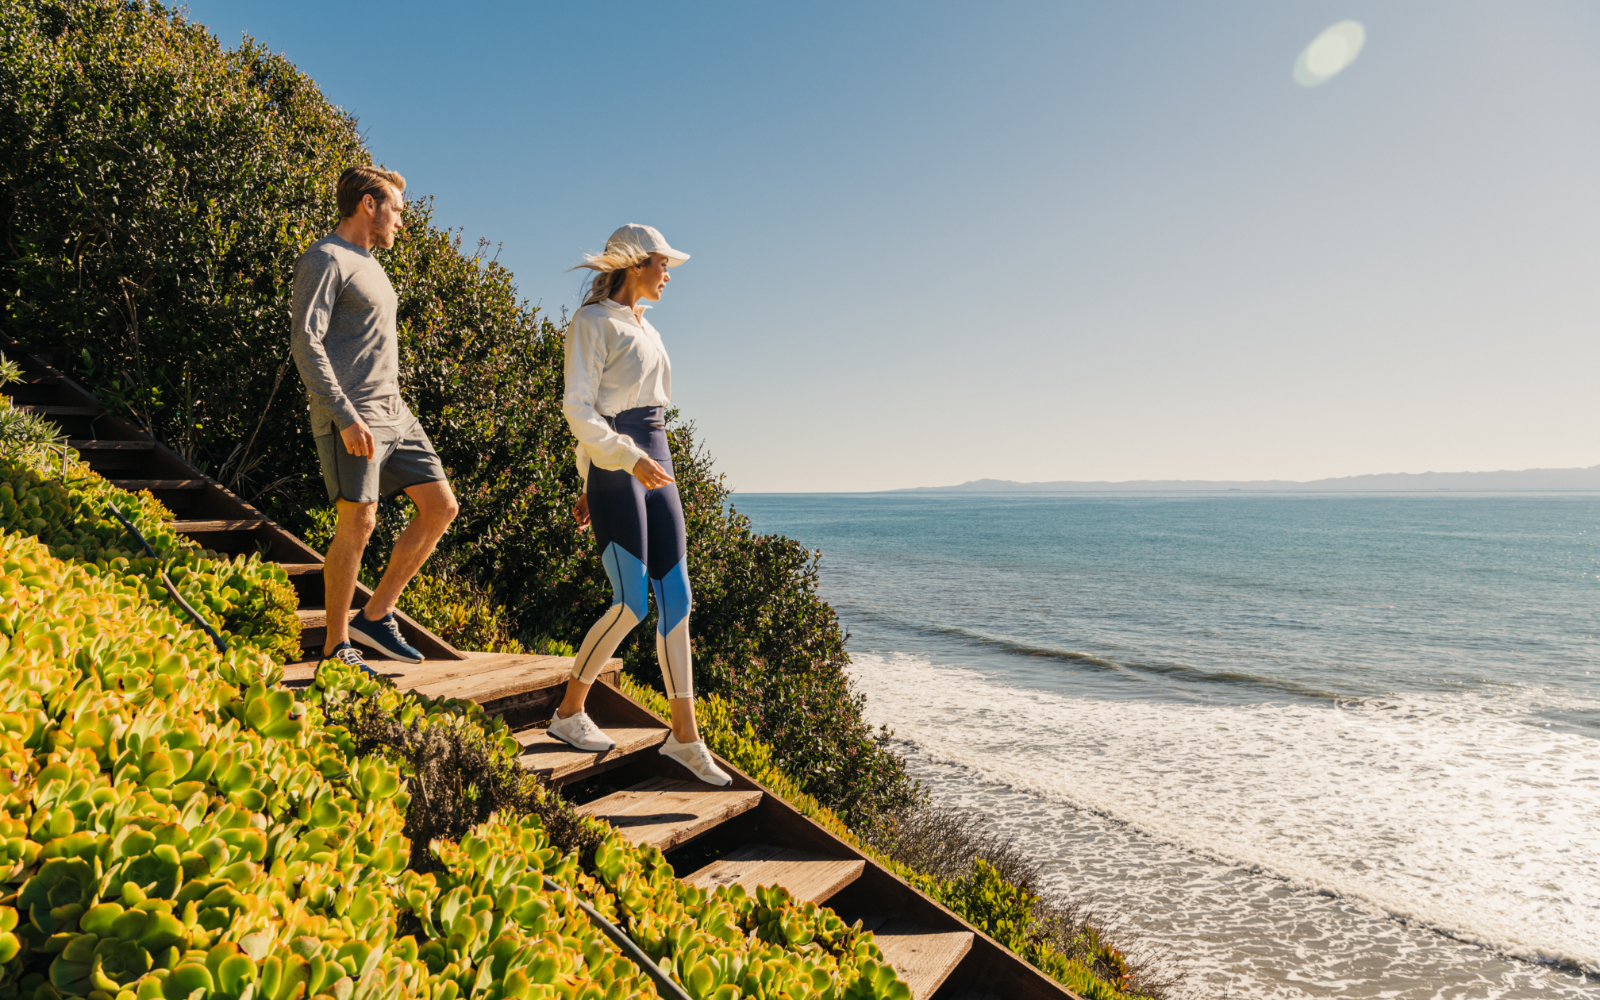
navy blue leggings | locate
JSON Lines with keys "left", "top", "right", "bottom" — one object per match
{"left": 570, "top": 406, "right": 693, "bottom": 697}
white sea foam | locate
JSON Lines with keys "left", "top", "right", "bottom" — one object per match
{"left": 848, "top": 652, "right": 1600, "bottom": 977}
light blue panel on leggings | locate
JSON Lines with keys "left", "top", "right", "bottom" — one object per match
{"left": 602, "top": 542, "right": 649, "bottom": 621}
{"left": 651, "top": 558, "right": 693, "bottom": 636}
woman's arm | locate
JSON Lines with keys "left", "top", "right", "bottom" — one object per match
{"left": 560, "top": 311, "right": 650, "bottom": 472}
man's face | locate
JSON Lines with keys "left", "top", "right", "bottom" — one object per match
{"left": 368, "top": 185, "right": 406, "bottom": 249}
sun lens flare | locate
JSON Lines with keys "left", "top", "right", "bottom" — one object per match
{"left": 1294, "top": 20, "right": 1366, "bottom": 87}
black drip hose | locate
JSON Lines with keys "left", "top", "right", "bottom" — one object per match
{"left": 539, "top": 875, "right": 692, "bottom": 1000}
{"left": 102, "top": 503, "right": 228, "bottom": 654}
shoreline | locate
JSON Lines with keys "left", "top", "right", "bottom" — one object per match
{"left": 847, "top": 649, "right": 1600, "bottom": 997}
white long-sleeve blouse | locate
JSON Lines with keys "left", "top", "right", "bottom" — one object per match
{"left": 561, "top": 298, "right": 672, "bottom": 483}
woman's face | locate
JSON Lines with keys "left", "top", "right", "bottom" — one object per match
{"left": 633, "top": 253, "right": 671, "bottom": 302}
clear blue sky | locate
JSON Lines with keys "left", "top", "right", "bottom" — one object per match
{"left": 189, "top": 1, "right": 1600, "bottom": 492}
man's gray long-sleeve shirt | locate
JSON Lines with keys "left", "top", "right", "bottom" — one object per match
{"left": 290, "top": 233, "right": 413, "bottom": 434}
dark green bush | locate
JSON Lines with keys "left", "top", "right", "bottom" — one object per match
{"left": 0, "top": 0, "right": 356, "bottom": 505}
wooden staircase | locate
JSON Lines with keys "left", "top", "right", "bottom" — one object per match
{"left": 4, "top": 342, "right": 1077, "bottom": 1000}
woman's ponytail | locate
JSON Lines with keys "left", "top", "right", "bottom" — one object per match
{"left": 571, "top": 247, "right": 650, "bottom": 307}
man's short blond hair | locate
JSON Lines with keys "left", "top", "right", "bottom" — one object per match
{"left": 336, "top": 165, "right": 406, "bottom": 219}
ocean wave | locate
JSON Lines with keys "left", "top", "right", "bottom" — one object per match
{"left": 848, "top": 651, "right": 1600, "bottom": 975}
{"left": 851, "top": 617, "right": 1600, "bottom": 720}
{"left": 899, "top": 620, "right": 1361, "bottom": 700}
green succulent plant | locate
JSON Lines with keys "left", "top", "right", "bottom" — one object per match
{"left": 0, "top": 449, "right": 300, "bottom": 664}
{"left": 0, "top": 530, "right": 660, "bottom": 1000}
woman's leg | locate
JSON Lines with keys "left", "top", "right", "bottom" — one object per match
{"left": 645, "top": 480, "right": 699, "bottom": 743}
{"left": 557, "top": 468, "right": 648, "bottom": 720}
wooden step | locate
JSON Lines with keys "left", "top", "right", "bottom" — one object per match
{"left": 16, "top": 405, "right": 101, "bottom": 416}
{"left": 857, "top": 918, "right": 973, "bottom": 1000}
{"left": 277, "top": 562, "right": 324, "bottom": 576}
{"left": 67, "top": 439, "right": 154, "bottom": 450}
{"left": 171, "top": 518, "right": 268, "bottom": 532}
{"left": 401, "top": 653, "right": 586, "bottom": 703}
{"left": 684, "top": 844, "right": 865, "bottom": 903}
{"left": 280, "top": 656, "right": 441, "bottom": 685}
{"left": 280, "top": 649, "right": 616, "bottom": 704}
{"left": 112, "top": 479, "right": 208, "bottom": 490}
{"left": 514, "top": 717, "right": 669, "bottom": 785}
{"left": 577, "top": 777, "right": 762, "bottom": 852}
{"left": 296, "top": 607, "right": 347, "bottom": 631}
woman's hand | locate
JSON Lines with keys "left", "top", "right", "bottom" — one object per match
{"left": 573, "top": 494, "right": 590, "bottom": 528}
{"left": 632, "top": 456, "right": 676, "bottom": 490}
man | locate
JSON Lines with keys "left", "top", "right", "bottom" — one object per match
{"left": 290, "top": 165, "right": 458, "bottom": 670}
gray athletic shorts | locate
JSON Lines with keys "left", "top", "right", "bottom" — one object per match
{"left": 314, "top": 417, "right": 446, "bottom": 504}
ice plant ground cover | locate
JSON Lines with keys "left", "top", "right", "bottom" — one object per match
{"left": 0, "top": 436, "right": 918, "bottom": 999}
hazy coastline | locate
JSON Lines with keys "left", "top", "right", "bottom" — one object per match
{"left": 897, "top": 464, "right": 1600, "bottom": 493}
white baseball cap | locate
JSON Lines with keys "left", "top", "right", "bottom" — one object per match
{"left": 606, "top": 224, "right": 690, "bottom": 266}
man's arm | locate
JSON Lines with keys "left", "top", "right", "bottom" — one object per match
{"left": 290, "top": 250, "right": 372, "bottom": 455}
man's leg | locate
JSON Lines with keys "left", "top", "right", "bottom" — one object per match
{"left": 323, "top": 498, "right": 377, "bottom": 656}
{"left": 363, "top": 479, "right": 458, "bottom": 620}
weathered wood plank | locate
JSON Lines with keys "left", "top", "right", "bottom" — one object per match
{"left": 295, "top": 608, "right": 346, "bottom": 631}
{"left": 515, "top": 722, "right": 669, "bottom": 784}
{"left": 67, "top": 439, "right": 154, "bottom": 450}
{"left": 107, "top": 479, "right": 209, "bottom": 490}
{"left": 577, "top": 778, "right": 762, "bottom": 852}
{"left": 405, "top": 657, "right": 572, "bottom": 702}
{"left": 859, "top": 920, "right": 973, "bottom": 1000}
{"left": 684, "top": 844, "right": 864, "bottom": 903}
{"left": 276, "top": 651, "right": 611, "bottom": 694}
{"left": 171, "top": 519, "right": 268, "bottom": 532}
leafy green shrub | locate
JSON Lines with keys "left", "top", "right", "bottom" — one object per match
{"left": 0, "top": 0, "right": 355, "bottom": 505}
{"left": 0, "top": 528, "right": 663, "bottom": 1000}
{"left": 0, "top": 447, "right": 299, "bottom": 662}
{"left": 306, "top": 669, "right": 577, "bottom": 872}
{"left": 394, "top": 573, "right": 525, "bottom": 655}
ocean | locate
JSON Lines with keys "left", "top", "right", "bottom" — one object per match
{"left": 734, "top": 492, "right": 1600, "bottom": 999}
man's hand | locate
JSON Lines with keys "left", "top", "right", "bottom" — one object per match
{"left": 340, "top": 418, "right": 375, "bottom": 459}
{"left": 573, "top": 494, "right": 591, "bottom": 528}
{"left": 632, "top": 456, "right": 675, "bottom": 490}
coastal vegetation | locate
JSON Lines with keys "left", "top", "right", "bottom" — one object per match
{"left": 0, "top": 1, "right": 1177, "bottom": 996}
{"left": 0, "top": 448, "right": 916, "bottom": 999}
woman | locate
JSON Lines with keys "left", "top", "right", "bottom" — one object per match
{"left": 545, "top": 223, "right": 731, "bottom": 787}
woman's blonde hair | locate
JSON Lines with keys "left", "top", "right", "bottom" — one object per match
{"left": 572, "top": 246, "right": 651, "bottom": 307}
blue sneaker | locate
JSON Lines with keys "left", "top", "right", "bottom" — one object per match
{"left": 326, "top": 640, "right": 384, "bottom": 679}
{"left": 349, "top": 609, "right": 424, "bottom": 663}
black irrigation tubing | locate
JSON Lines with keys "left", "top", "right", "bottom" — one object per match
{"left": 102, "top": 502, "right": 229, "bottom": 655}
{"left": 538, "top": 874, "right": 694, "bottom": 1000}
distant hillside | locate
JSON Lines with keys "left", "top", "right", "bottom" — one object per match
{"left": 898, "top": 465, "right": 1600, "bottom": 492}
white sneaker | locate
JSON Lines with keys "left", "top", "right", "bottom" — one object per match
{"left": 659, "top": 735, "right": 732, "bottom": 786}
{"left": 546, "top": 708, "right": 616, "bottom": 752}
